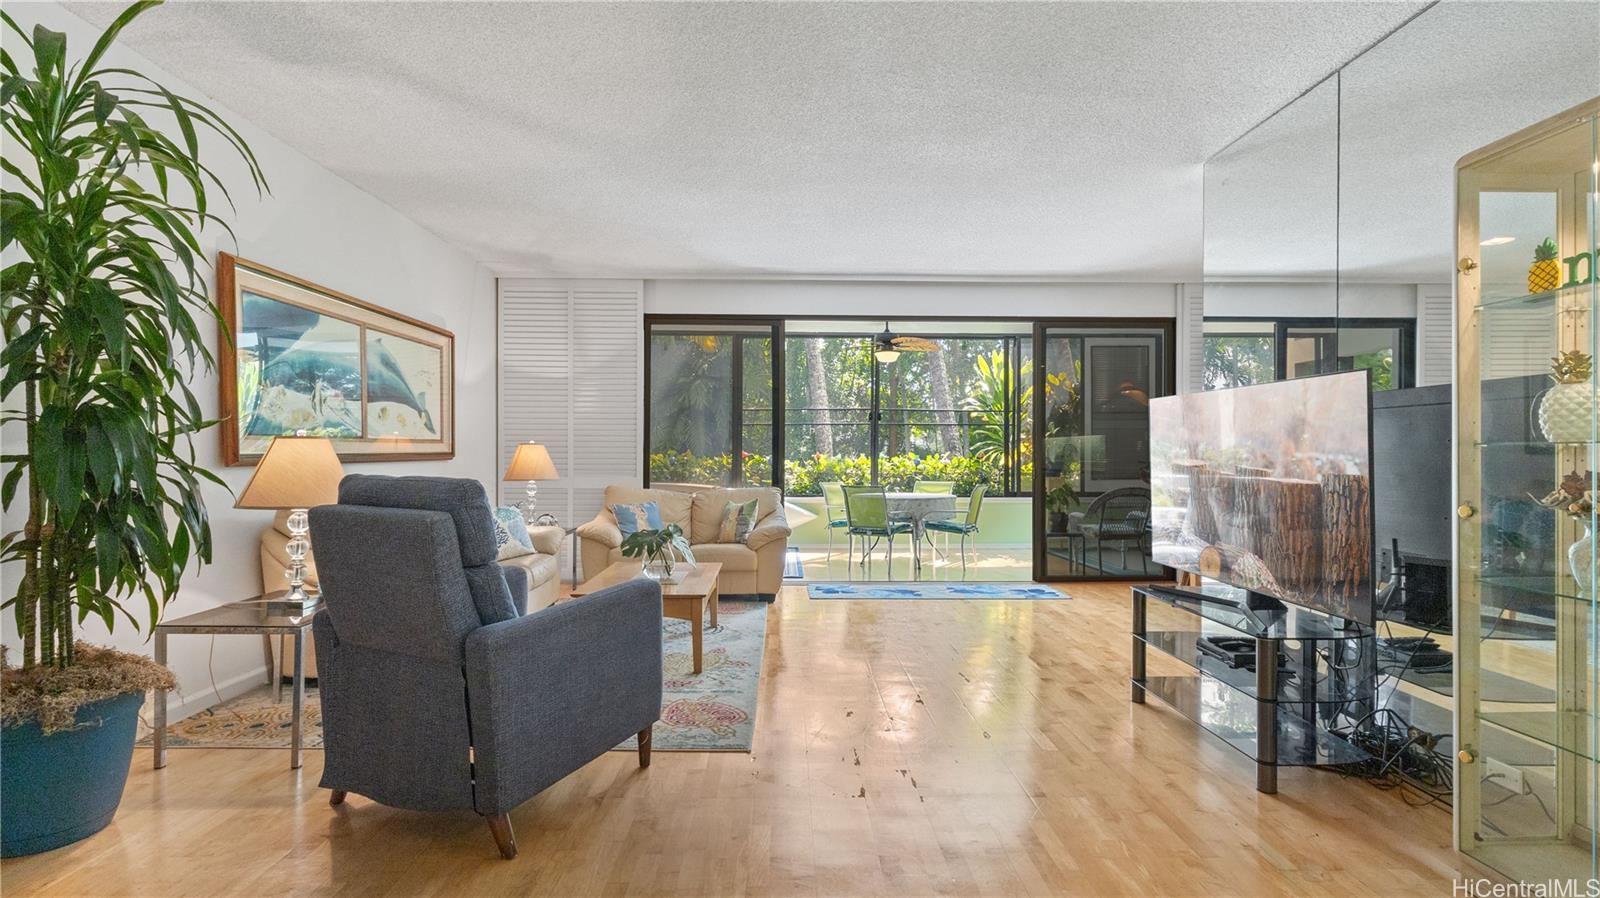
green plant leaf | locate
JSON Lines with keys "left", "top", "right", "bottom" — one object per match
{"left": 92, "top": 83, "right": 116, "bottom": 124}
{"left": 30, "top": 25, "right": 65, "bottom": 78}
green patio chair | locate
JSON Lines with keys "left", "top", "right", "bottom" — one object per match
{"left": 926, "top": 484, "right": 987, "bottom": 574}
{"left": 820, "top": 481, "right": 851, "bottom": 562}
{"left": 842, "top": 485, "right": 913, "bottom": 579}
{"left": 912, "top": 480, "right": 957, "bottom": 555}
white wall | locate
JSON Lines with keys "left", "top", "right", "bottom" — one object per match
{"left": 643, "top": 279, "right": 1180, "bottom": 319}
{"left": 0, "top": 3, "right": 497, "bottom": 720}
{"left": 1202, "top": 281, "right": 1418, "bottom": 319}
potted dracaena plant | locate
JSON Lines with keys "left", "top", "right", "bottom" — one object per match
{"left": 0, "top": 2, "right": 265, "bottom": 857}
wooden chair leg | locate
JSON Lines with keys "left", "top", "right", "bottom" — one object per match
{"left": 486, "top": 813, "right": 518, "bottom": 860}
{"left": 329, "top": 789, "right": 347, "bottom": 807}
{"left": 638, "top": 725, "right": 653, "bottom": 768}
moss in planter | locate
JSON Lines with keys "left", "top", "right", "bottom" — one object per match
{"left": 2, "top": 643, "right": 175, "bottom": 735}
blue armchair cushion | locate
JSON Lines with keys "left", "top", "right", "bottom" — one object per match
{"left": 334, "top": 474, "right": 517, "bottom": 625}
{"left": 339, "top": 475, "right": 499, "bottom": 567}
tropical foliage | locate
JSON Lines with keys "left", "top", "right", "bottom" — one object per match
{"left": 1203, "top": 335, "right": 1274, "bottom": 390}
{"left": 0, "top": 2, "right": 266, "bottom": 673}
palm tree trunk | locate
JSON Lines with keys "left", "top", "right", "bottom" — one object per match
{"left": 805, "top": 338, "right": 834, "bottom": 456}
{"left": 927, "top": 349, "right": 961, "bottom": 453}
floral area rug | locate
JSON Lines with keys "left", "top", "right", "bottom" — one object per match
{"left": 137, "top": 683, "right": 324, "bottom": 749}
{"left": 614, "top": 599, "right": 767, "bottom": 752}
{"left": 140, "top": 600, "right": 768, "bottom": 754}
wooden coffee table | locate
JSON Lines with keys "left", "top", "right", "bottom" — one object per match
{"left": 569, "top": 561, "right": 721, "bottom": 673}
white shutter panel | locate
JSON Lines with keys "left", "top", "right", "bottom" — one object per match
{"left": 498, "top": 278, "right": 643, "bottom": 580}
{"left": 1480, "top": 302, "right": 1554, "bottom": 381}
{"left": 1175, "top": 283, "right": 1205, "bottom": 392}
{"left": 1415, "top": 284, "right": 1454, "bottom": 386}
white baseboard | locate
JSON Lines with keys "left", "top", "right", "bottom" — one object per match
{"left": 162, "top": 664, "right": 272, "bottom": 722}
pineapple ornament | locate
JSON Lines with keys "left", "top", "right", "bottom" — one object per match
{"left": 1529, "top": 237, "right": 1561, "bottom": 294}
{"left": 1537, "top": 350, "right": 1598, "bottom": 443}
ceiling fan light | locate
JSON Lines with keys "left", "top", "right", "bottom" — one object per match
{"left": 874, "top": 347, "right": 901, "bottom": 364}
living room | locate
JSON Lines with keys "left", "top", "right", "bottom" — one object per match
{"left": 1, "top": 1, "right": 1598, "bottom": 896}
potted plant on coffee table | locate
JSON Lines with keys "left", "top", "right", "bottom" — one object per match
{"left": 0, "top": 1, "right": 265, "bottom": 856}
{"left": 620, "top": 524, "right": 696, "bottom": 585}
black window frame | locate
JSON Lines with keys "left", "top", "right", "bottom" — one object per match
{"left": 1205, "top": 316, "right": 1417, "bottom": 389}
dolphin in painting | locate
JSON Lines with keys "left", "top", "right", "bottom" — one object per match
{"left": 366, "top": 337, "right": 437, "bottom": 435}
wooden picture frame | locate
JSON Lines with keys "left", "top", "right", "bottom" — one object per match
{"left": 218, "top": 253, "right": 455, "bottom": 465}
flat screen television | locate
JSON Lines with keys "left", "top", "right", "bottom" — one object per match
{"left": 1149, "top": 370, "right": 1375, "bottom": 623}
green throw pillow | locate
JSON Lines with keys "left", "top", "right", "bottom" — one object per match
{"left": 718, "top": 498, "right": 759, "bottom": 543}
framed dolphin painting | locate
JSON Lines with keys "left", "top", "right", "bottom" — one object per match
{"left": 218, "top": 254, "right": 455, "bottom": 464}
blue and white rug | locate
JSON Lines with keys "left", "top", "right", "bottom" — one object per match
{"left": 807, "top": 582, "right": 1069, "bottom": 600}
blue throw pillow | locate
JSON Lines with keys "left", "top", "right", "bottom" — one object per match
{"left": 612, "top": 501, "right": 663, "bottom": 537}
{"left": 491, "top": 506, "right": 536, "bottom": 561}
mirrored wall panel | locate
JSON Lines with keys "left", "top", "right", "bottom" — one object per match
{"left": 1202, "top": 76, "right": 1339, "bottom": 389}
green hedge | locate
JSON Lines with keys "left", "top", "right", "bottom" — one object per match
{"left": 647, "top": 451, "right": 1021, "bottom": 497}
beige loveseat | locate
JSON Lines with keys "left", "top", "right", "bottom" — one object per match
{"left": 259, "top": 510, "right": 565, "bottom": 678}
{"left": 575, "top": 486, "right": 790, "bottom": 598}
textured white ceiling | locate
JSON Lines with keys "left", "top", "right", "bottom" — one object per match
{"left": 68, "top": 1, "right": 1429, "bottom": 279}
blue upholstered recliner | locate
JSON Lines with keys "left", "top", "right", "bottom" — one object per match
{"left": 308, "top": 475, "right": 663, "bottom": 859}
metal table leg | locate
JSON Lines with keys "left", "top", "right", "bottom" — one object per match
{"left": 1131, "top": 591, "right": 1146, "bottom": 703}
{"left": 1255, "top": 636, "right": 1279, "bottom": 794}
{"left": 291, "top": 629, "right": 305, "bottom": 770}
{"left": 153, "top": 631, "right": 168, "bottom": 769}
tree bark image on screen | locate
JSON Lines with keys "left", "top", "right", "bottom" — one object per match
{"left": 1149, "top": 371, "right": 1374, "bottom": 623}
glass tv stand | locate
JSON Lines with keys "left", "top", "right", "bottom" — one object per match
{"left": 1131, "top": 582, "right": 1376, "bottom": 793}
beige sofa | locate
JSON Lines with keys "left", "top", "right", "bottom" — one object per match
{"left": 576, "top": 486, "right": 790, "bottom": 598}
{"left": 259, "top": 510, "right": 565, "bottom": 678}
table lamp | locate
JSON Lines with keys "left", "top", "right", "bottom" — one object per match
{"left": 504, "top": 442, "right": 559, "bottom": 523}
{"left": 236, "top": 435, "right": 345, "bottom": 610}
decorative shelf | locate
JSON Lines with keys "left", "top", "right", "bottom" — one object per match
{"left": 1480, "top": 709, "right": 1599, "bottom": 763}
{"left": 1475, "top": 284, "right": 1592, "bottom": 312}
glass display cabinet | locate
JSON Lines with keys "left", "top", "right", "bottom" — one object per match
{"left": 1456, "top": 98, "right": 1600, "bottom": 882}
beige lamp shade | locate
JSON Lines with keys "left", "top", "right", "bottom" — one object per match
{"left": 504, "top": 442, "right": 559, "bottom": 481}
{"left": 235, "top": 436, "right": 345, "bottom": 509}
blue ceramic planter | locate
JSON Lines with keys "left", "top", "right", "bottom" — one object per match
{"left": 1, "top": 690, "right": 144, "bottom": 857}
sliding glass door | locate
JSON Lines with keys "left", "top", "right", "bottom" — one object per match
{"left": 1036, "top": 324, "right": 1171, "bottom": 580}
{"left": 646, "top": 322, "right": 779, "bottom": 487}
{"left": 644, "top": 315, "right": 1171, "bottom": 583}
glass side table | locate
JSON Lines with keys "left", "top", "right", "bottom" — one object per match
{"left": 153, "top": 594, "right": 321, "bottom": 770}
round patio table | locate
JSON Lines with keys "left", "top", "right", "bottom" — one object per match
{"left": 885, "top": 492, "right": 957, "bottom": 575}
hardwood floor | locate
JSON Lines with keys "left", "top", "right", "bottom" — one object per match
{"left": 3, "top": 583, "right": 1490, "bottom": 897}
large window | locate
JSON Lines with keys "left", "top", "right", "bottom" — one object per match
{"left": 782, "top": 324, "right": 1031, "bottom": 497}
{"left": 1203, "top": 317, "right": 1414, "bottom": 390}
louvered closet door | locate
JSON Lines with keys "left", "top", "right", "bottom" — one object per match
{"left": 499, "top": 279, "right": 643, "bottom": 580}
{"left": 1415, "top": 284, "right": 1453, "bottom": 386}
{"left": 1175, "top": 283, "right": 1205, "bottom": 393}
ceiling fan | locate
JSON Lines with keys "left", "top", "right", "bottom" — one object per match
{"left": 872, "top": 322, "right": 940, "bottom": 363}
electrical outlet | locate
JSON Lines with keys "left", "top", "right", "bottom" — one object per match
{"left": 1484, "top": 757, "right": 1526, "bottom": 795}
